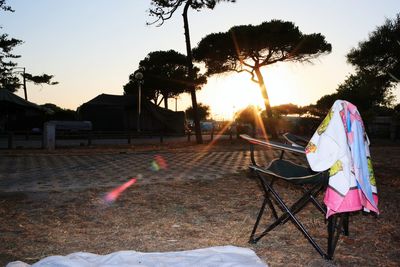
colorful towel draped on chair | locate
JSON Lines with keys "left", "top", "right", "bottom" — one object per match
{"left": 305, "top": 100, "right": 379, "bottom": 217}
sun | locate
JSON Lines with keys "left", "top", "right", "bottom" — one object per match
{"left": 176, "top": 65, "right": 299, "bottom": 120}
{"left": 262, "top": 65, "right": 301, "bottom": 107}
{"left": 196, "top": 66, "right": 298, "bottom": 120}
{"left": 195, "top": 73, "right": 263, "bottom": 120}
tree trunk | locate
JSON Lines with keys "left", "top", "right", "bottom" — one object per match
{"left": 163, "top": 96, "right": 168, "bottom": 109}
{"left": 183, "top": 1, "right": 203, "bottom": 144}
{"left": 254, "top": 67, "right": 278, "bottom": 138}
{"left": 254, "top": 67, "right": 272, "bottom": 118}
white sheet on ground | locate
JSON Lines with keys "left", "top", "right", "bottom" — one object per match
{"left": 6, "top": 246, "right": 268, "bottom": 267}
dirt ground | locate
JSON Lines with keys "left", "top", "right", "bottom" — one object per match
{"left": 0, "top": 140, "right": 399, "bottom": 267}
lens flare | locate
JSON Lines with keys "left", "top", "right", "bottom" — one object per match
{"left": 102, "top": 156, "right": 168, "bottom": 205}
{"left": 150, "top": 155, "right": 168, "bottom": 171}
{"left": 150, "top": 161, "right": 160, "bottom": 171}
{"left": 103, "top": 176, "right": 138, "bottom": 203}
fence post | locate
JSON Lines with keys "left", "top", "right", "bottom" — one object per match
{"left": 210, "top": 127, "right": 214, "bottom": 141}
{"left": 43, "top": 122, "right": 55, "bottom": 150}
{"left": 187, "top": 131, "right": 191, "bottom": 142}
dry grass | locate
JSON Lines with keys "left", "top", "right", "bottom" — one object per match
{"left": 0, "top": 141, "right": 399, "bottom": 267}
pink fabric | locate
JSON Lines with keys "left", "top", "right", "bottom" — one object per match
{"left": 306, "top": 100, "right": 379, "bottom": 218}
{"left": 325, "top": 187, "right": 379, "bottom": 217}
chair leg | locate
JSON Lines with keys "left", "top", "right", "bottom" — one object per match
{"left": 250, "top": 179, "right": 279, "bottom": 243}
{"left": 327, "top": 215, "right": 337, "bottom": 259}
{"left": 249, "top": 198, "right": 268, "bottom": 243}
{"left": 280, "top": 182, "right": 326, "bottom": 225}
{"left": 343, "top": 213, "right": 349, "bottom": 236}
{"left": 250, "top": 168, "right": 279, "bottom": 220}
{"left": 265, "top": 181, "right": 328, "bottom": 259}
{"left": 249, "top": 172, "right": 339, "bottom": 259}
{"left": 251, "top": 207, "right": 290, "bottom": 243}
{"left": 256, "top": 175, "right": 279, "bottom": 219}
{"left": 308, "top": 190, "right": 327, "bottom": 215}
{"left": 327, "top": 213, "right": 346, "bottom": 259}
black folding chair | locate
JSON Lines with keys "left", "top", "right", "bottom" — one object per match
{"left": 241, "top": 134, "right": 349, "bottom": 260}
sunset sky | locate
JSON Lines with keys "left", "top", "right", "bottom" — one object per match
{"left": 3, "top": 0, "right": 399, "bottom": 120}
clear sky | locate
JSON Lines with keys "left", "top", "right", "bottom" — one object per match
{"left": 2, "top": 0, "right": 399, "bottom": 120}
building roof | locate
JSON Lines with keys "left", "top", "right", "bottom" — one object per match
{"left": 83, "top": 93, "right": 137, "bottom": 107}
{"left": 0, "top": 89, "right": 43, "bottom": 110}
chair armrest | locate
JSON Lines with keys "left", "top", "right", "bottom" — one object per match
{"left": 240, "top": 134, "right": 306, "bottom": 154}
{"left": 282, "top": 132, "right": 309, "bottom": 148}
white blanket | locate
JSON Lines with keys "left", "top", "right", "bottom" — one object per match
{"left": 7, "top": 246, "right": 267, "bottom": 267}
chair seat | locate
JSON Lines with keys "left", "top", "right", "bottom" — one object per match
{"left": 254, "top": 159, "right": 327, "bottom": 185}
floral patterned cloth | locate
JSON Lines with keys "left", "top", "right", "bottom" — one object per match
{"left": 306, "top": 100, "right": 379, "bottom": 217}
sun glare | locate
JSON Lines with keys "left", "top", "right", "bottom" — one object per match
{"left": 195, "top": 66, "right": 297, "bottom": 120}
{"left": 176, "top": 64, "right": 308, "bottom": 121}
{"left": 198, "top": 74, "right": 264, "bottom": 120}
{"left": 262, "top": 65, "right": 305, "bottom": 107}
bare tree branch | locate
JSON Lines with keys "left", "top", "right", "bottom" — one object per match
{"left": 147, "top": 0, "right": 185, "bottom": 26}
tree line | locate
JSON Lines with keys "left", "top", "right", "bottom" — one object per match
{"left": 1, "top": 0, "right": 399, "bottom": 139}
{"left": 126, "top": 1, "right": 399, "bottom": 139}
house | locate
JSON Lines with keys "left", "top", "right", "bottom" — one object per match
{"left": 0, "top": 89, "right": 45, "bottom": 132}
{"left": 78, "top": 93, "right": 185, "bottom": 134}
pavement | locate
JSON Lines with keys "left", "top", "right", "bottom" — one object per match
{"left": 0, "top": 134, "right": 224, "bottom": 149}
{"left": 0, "top": 145, "right": 292, "bottom": 193}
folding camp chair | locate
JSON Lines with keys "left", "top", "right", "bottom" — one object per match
{"left": 241, "top": 134, "right": 349, "bottom": 260}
